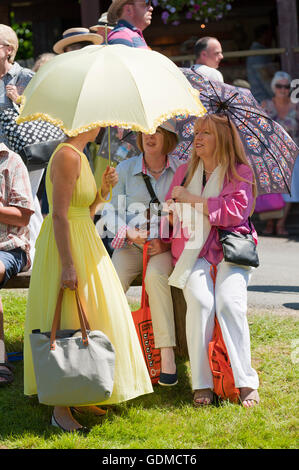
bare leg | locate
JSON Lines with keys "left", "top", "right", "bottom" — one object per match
{"left": 160, "top": 347, "right": 176, "bottom": 374}
{"left": 262, "top": 219, "right": 274, "bottom": 235}
{"left": 276, "top": 203, "right": 291, "bottom": 235}
{"left": 0, "top": 262, "right": 12, "bottom": 386}
{"left": 0, "top": 296, "right": 6, "bottom": 363}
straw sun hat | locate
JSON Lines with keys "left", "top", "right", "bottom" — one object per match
{"left": 53, "top": 27, "right": 103, "bottom": 54}
{"left": 90, "top": 12, "right": 115, "bottom": 36}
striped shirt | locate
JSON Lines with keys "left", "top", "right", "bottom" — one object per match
{"left": 0, "top": 143, "right": 35, "bottom": 270}
{"left": 107, "top": 20, "right": 149, "bottom": 49}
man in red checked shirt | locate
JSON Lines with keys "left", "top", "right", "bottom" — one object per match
{"left": 0, "top": 143, "right": 34, "bottom": 387}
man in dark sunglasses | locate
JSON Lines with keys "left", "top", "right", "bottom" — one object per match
{"left": 107, "top": 0, "right": 153, "bottom": 49}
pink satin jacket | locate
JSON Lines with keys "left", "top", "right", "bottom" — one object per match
{"left": 161, "top": 162, "right": 258, "bottom": 266}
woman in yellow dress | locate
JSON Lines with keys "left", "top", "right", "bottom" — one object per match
{"left": 23, "top": 127, "right": 153, "bottom": 433}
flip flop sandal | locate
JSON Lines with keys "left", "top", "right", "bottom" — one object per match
{"left": 193, "top": 389, "right": 214, "bottom": 407}
{"left": 0, "top": 362, "right": 15, "bottom": 387}
{"left": 240, "top": 388, "right": 260, "bottom": 408}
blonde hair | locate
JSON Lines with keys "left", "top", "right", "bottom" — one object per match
{"left": 137, "top": 127, "right": 178, "bottom": 155}
{"left": 0, "top": 24, "right": 18, "bottom": 63}
{"left": 186, "top": 114, "right": 257, "bottom": 199}
{"left": 32, "top": 52, "right": 55, "bottom": 72}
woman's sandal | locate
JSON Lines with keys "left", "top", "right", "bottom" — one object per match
{"left": 275, "top": 226, "right": 289, "bottom": 237}
{"left": 193, "top": 388, "right": 214, "bottom": 407}
{"left": 261, "top": 220, "right": 274, "bottom": 236}
{"left": 0, "top": 362, "right": 14, "bottom": 387}
{"left": 240, "top": 388, "right": 260, "bottom": 408}
{"left": 71, "top": 405, "right": 107, "bottom": 416}
{"left": 51, "top": 410, "right": 89, "bottom": 434}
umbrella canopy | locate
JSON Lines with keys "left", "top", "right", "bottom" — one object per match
{"left": 17, "top": 45, "right": 206, "bottom": 136}
{"left": 171, "top": 67, "right": 299, "bottom": 195}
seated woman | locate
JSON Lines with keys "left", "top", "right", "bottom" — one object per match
{"left": 101, "top": 121, "right": 181, "bottom": 386}
{"left": 162, "top": 114, "right": 260, "bottom": 407}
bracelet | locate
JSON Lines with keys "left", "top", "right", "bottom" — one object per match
{"left": 98, "top": 185, "right": 112, "bottom": 203}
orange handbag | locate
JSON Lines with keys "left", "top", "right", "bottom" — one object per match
{"left": 208, "top": 265, "right": 240, "bottom": 403}
{"left": 131, "top": 242, "right": 161, "bottom": 384}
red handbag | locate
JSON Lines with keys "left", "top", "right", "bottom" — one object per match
{"left": 208, "top": 265, "right": 240, "bottom": 403}
{"left": 131, "top": 242, "right": 161, "bottom": 384}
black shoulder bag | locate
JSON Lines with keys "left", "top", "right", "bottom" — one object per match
{"left": 218, "top": 217, "right": 259, "bottom": 268}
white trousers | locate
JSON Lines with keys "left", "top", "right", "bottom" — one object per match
{"left": 112, "top": 244, "right": 176, "bottom": 348}
{"left": 183, "top": 258, "right": 259, "bottom": 391}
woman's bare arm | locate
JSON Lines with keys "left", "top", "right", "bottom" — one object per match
{"left": 51, "top": 147, "right": 80, "bottom": 289}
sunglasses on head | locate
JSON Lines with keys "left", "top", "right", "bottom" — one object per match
{"left": 128, "top": 0, "right": 152, "bottom": 5}
{"left": 275, "top": 83, "right": 290, "bottom": 89}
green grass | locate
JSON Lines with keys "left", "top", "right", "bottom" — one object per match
{"left": 0, "top": 290, "right": 298, "bottom": 449}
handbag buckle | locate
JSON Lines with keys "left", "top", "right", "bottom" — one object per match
{"left": 82, "top": 336, "right": 89, "bottom": 346}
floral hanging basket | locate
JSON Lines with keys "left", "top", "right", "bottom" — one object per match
{"left": 156, "top": 0, "right": 234, "bottom": 25}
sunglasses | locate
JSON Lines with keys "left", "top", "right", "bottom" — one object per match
{"left": 127, "top": 0, "right": 152, "bottom": 6}
{"left": 275, "top": 83, "right": 290, "bottom": 89}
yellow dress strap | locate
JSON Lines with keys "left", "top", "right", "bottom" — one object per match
{"left": 56, "top": 142, "right": 84, "bottom": 157}
{"left": 55, "top": 143, "right": 112, "bottom": 203}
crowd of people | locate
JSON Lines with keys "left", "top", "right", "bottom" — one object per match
{"left": 0, "top": 0, "right": 298, "bottom": 433}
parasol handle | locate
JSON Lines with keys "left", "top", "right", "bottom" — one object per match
{"left": 98, "top": 124, "right": 113, "bottom": 203}
{"left": 105, "top": 24, "right": 108, "bottom": 45}
{"left": 99, "top": 27, "right": 113, "bottom": 203}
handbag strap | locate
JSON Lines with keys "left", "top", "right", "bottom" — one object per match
{"left": 140, "top": 241, "right": 150, "bottom": 308}
{"left": 218, "top": 217, "right": 253, "bottom": 237}
{"left": 141, "top": 173, "right": 160, "bottom": 204}
{"left": 248, "top": 216, "right": 253, "bottom": 234}
{"left": 50, "top": 288, "right": 90, "bottom": 350}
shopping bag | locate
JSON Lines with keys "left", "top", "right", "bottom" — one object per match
{"left": 208, "top": 265, "right": 240, "bottom": 403}
{"left": 131, "top": 242, "right": 161, "bottom": 384}
{"left": 30, "top": 288, "right": 115, "bottom": 406}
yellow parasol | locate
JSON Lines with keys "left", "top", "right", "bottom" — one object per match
{"left": 17, "top": 44, "right": 206, "bottom": 136}
{"left": 17, "top": 44, "right": 206, "bottom": 200}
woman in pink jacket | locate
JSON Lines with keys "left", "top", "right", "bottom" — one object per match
{"left": 162, "top": 114, "right": 260, "bottom": 408}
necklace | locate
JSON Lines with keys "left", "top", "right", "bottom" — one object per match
{"left": 145, "top": 160, "right": 166, "bottom": 175}
{"left": 204, "top": 168, "right": 214, "bottom": 174}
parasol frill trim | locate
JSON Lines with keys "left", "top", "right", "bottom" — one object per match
{"left": 16, "top": 90, "right": 206, "bottom": 136}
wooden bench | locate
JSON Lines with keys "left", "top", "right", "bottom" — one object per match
{"left": 4, "top": 271, "right": 188, "bottom": 358}
{"left": 4, "top": 271, "right": 31, "bottom": 289}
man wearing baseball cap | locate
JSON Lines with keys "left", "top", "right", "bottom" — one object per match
{"left": 107, "top": 0, "right": 153, "bottom": 48}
